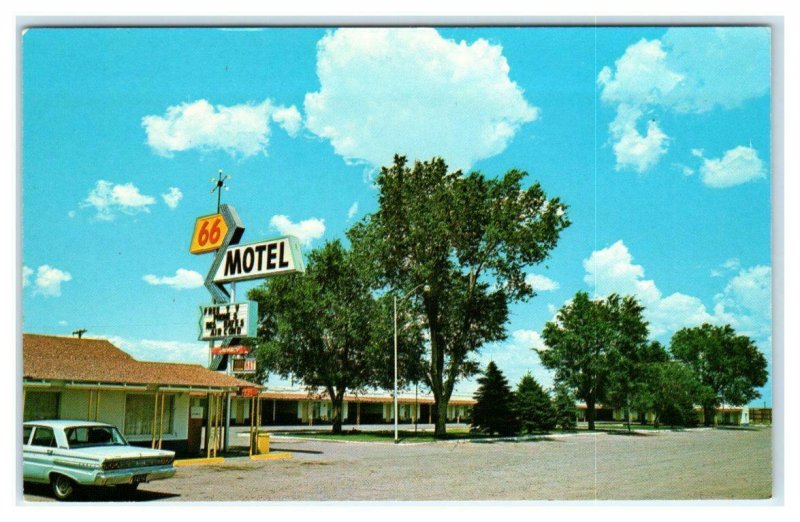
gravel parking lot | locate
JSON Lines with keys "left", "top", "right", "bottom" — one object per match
{"left": 23, "top": 426, "right": 771, "bottom": 502}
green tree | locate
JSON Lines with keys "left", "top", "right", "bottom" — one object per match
{"left": 538, "top": 291, "right": 614, "bottom": 430}
{"left": 629, "top": 341, "right": 671, "bottom": 425}
{"left": 604, "top": 295, "right": 650, "bottom": 431}
{"left": 670, "top": 324, "right": 768, "bottom": 426}
{"left": 552, "top": 383, "right": 577, "bottom": 431}
{"left": 645, "top": 361, "right": 703, "bottom": 428}
{"left": 471, "top": 362, "right": 518, "bottom": 436}
{"left": 249, "top": 240, "right": 424, "bottom": 433}
{"left": 514, "top": 373, "right": 556, "bottom": 433}
{"left": 349, "top": 155, "right": 570, "bottom": 437}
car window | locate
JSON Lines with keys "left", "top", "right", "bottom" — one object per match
{"left": 30, "top": 426, "right": 57, "bottom": 448}
{"left": 23, "top": 426, "right": 32, "bottom": 445}
{"left": 65, "top": 426, "right": 126, "bottom": 448}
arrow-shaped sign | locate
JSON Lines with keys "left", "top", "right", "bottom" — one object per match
{"left": 204, "top": 204, "right": 245, "bottom": 304}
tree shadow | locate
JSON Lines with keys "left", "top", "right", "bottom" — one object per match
{"left": 713, "top": 426, "right": 762, "bottom": 431}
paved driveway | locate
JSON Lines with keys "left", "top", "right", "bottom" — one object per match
{"left": 23, "top": 426, "right": 772, "bottom": 502}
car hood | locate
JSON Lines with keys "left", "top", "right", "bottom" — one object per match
{"left": 68, "top": 446, "right": 174, "bottom": 460}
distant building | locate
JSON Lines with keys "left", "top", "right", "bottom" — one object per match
{"left": 254, "top": 387, "right": 475, "bottom": 426}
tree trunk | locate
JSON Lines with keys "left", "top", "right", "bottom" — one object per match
{"left": 586, "top": 396, "right": 596, "bottom": 431}
{"left": 434, "top": 399, "right": 448, "bottom": 438}
{"left": 625, "top": 404, "right": 631, "bottom": 432}
{"left": 331, "top": 399, "right": 343, "bottom": 434}
{"left": 703, "top": 404, "right": 716, "bottom": 427}
{"left": 327, "top": 387, "right": 345, "bottom": 434}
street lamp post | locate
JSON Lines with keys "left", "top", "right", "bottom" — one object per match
{"left": 393, "top": 283, "right": 429, "bottom": 444}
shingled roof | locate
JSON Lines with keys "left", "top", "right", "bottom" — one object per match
{"left": 23, "top": 333, "right": 257, "bottom": 389}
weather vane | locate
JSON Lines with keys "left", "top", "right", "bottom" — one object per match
{"left": 211, "top": 170, "right": 231, "bottom": 213}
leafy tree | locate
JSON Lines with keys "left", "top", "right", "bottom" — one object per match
{"left": 471, "top": 361, "right": 518, "bottom": 436}
{"left": 552, "top": 383, "right": 577, "bottom": 431}
{"left": 349, "top": 155, "right": 570, "bottom": 437}
{"left": 670, "top": 324, "right": 768, "bottom": 426}
{"left": 629, "top": 341, "right": 671, "bottom": 425}
{"left": 604, "top": 295, "right": 650, "bottom": 431}
{"left": 249, "top": 240, "right": 424, "bottom": 433}
{"left": 514, "top": 373, "right": 556, "bottom": 433}
{"left": 644, "top": 361, "right": 703, "bottom": 428}
{"left": 539, "top": 292, "right": 615, "bottom": 430}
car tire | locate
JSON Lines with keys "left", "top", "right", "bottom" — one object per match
{"left": 51, "top": 474, "right": 77, "bottom": 501}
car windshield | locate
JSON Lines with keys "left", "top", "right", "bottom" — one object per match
{"left": 65, "top": 426, "right": 128, "bottom": 448}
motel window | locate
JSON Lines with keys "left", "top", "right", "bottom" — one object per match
{"left": 24, "top": 391, "right": 60, "bottom": 421}
{"left": 124, "top": 394, "right": 174, "bottom": 436}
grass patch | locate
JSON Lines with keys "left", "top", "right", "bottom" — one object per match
{"left": 272, "top": 429, "right": 483, "bottom": 443}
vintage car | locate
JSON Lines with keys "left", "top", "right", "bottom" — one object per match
{"left": 23, "top": 420, "right": 176, "bottom": 500}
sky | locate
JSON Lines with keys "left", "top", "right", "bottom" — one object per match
{"left": 21, "top": 26, "right": 773, "bottom": 406}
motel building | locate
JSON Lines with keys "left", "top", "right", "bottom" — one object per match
{"left": 254, "top": 388, "right": 475, "bottom": 427}
{"left": 576, "top": 403, "right": 754, "bottom": 426}
{"left": 22, "top": 334, "right": 259, "bottom": 457}
{"left": 22, "top": 334, "right": 475, "bottom": 450}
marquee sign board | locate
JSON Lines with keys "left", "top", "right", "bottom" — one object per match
{"left": 199, "top": 301, "right": 258, "bottom": 341}
{"left": 212, "top": 236, "right": 304, "bottom": 284}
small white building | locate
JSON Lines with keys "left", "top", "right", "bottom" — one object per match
{"left": 22, "top": 334, "right": 258, "bottom": 457}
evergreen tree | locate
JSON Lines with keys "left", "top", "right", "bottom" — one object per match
{"left": 552, "top": 383, "right": 577, "bottom": 430}
{"left": 514, "top": 373, "right": 556, "bottom": 433}
{"left": 471, "top": 362, "right": 519, "bottom": 436}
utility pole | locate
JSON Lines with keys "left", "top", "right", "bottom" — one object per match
{"left": 72, "top": 329, "right": 87, "bottom": 339}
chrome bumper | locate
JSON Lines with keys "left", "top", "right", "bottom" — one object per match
{"left": 93, "top": 465, "right": 176, "bottom": 486}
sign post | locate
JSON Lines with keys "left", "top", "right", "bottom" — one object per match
{"left": 189, "top": 184, "right": 304, "bottom": 454}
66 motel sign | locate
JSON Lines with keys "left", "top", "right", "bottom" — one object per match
{"left": 199, "top": 301, "right": 258, "bottom": 341}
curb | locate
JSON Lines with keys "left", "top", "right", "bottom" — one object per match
{"left": 174, "top": 457, "right": 225, "bottom": 467}
{"left": 250, "top": 452, "right": 293, "bottom": 461}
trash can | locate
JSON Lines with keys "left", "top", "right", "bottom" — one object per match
{"left": 257, "top": 432, "right": 270, "bottom": 454}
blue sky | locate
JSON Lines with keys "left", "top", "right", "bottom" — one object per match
{"left": 21, "top": 26, "right": 772, "bottom": 405}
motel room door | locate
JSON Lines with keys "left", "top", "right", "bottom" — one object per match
{"left": 187, "top": 396, "right": 205, "bottom": 456}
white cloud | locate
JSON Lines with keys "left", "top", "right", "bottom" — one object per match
{"left": 31, "top": 265, "right": 72, "bottom": 297}
{"left": 525, "top": 273, "right": 560, "bottom": 292}
{"left": 659, "top": 27, "right": 771, "bottom": 113}
{"left": 81, "top": 180, "right": 156, "bottom": 221}
{"left": 142, "top": 99, "right": 300, "bottom": 158}
{"left": 699, "top": 145, "right": 766, "bottom": 188}
{"left": 269, "top": 214, "right": 325, "bottom": 246}
{"left": 347, "top": 201, "right": 359, "bottom": 220}
{"left": 598, "top": 38, "right": 684, "bottom": 107}
{"left": 161, "top": 187, "right": 183, "bottom": 209}
{"left": 304, "top": 28, "right": 538, "bottom": 171}
{"left": 608, "top": 104, "right": 669, "bottom": 172}
{"left": 22, "top": 265, "right": 33, "bottom": 287}
{"left": 583, "top": 240, "right": 711, "bottom": 336}
{"left": 58, "top": 320, "right": 68, "bottom": 326}
{"left": 106, "top": 336, "right": 208, "bottom": 365}
{"left": 143, "top": 268, "right": 204, "bottom": 290}
{"left": 271, "top": 106, "right": 302, "bottom": 137}
{"left": 598, "top": 27, "right": 770, "bottom": 172}
{"left": 712, "top": 265, "right": 771, "bottom": 340}
{"left": 583, "top": 241, "right": 771, "bottom": 341}
{"left": 67, "top": 210, "right": 76, "bottom": 218}
{"left": 723, "top": 258, "right": 742, "bottom": 270}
